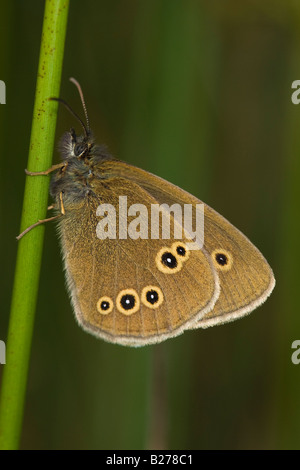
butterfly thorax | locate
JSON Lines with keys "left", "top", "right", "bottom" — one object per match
{"left": 50, "top": 129, "right": 114, "bottom": 208}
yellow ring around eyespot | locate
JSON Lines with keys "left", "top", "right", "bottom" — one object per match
{"left": 211, "top": 248, "right": 233, "bottom": 272}
{"left": 116, "top": 288, "right": 140, "bottom": 315}
{"left": 141, "top": 285, "right": 164, "bottom": 310}
{"left": 155, "top": 247, "right": 183, "bottom": 274}
{"left": 171, "top": 241, "right": 190, "bottom": 262}
{"left": 96, "top": 296, "right": 114, "bottom": 315}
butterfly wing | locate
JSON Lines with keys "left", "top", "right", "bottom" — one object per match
{"left": 101, "top": 160, "right": 275, "bottom": 329}
{"left": 58, "top": 175, "right": 219, "bottom": 346}
{"left": 189, "top": 204, "right": 275, "bottom": 328}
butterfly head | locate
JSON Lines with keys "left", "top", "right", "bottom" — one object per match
{"left": 51, "top": 77, "right": 96, "bottom": 163}
{"left": 59, "top": 127, "right": 94, "bottom": 161}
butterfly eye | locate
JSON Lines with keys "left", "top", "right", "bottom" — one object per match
{"left": 155, "top": 247, "right": 183, "bottom": 274}
{"left": 171, "top": 242, "right": 190, "bottom": 262}
{"left": 74, "top": 142, "right": 87, "bottom": 157}
{"left": 141, "top": 286, "right": 164, "bottom": 309}
{"left": 97, "top": 296, "right": 114, "bottom": 315}
{"left": 212, "top": 249, "right": 233, "bottom": 271}
{"left": 116, "top": 289, "right": 140, "bottom": 315}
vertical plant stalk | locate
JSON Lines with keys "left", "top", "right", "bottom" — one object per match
{"left": 0, "top": 0, "right": 69, "bottom": 449}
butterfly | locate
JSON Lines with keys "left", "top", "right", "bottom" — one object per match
{"left": 21, "top": 78, "right": 275, "bottom": 347}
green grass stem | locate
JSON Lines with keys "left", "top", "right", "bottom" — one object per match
{"left": 0, "top": 0, "right": 69, "bottom": 449}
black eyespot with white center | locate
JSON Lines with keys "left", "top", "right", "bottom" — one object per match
{"left": 171, "top": 242, "right": 190, "bottom": 263}
{"left": 161, "top": 252, "right": 178, "bottom": 269}
{"left": 176, "top": 246, "right": 186, "bottom": 256}
{"left": 116, "top": 289, "right": 140, "bottom": 315}
{"left": 97, "top": 296, "right": 114, "bottom": 315}
{"left": 215, "top": 253, "right": 228, "bottom": 266}
{"left": 212, "top": 249, "right": 233, "bottom": 271}
{"left": 121, "top": 294, "right": 135, "bottom": 310}
{"left": 146, "top": 290, "right": 159, "bottom": 304}
{"left": 156, "top": 247, "right": 183, "bottom": 274}
{"left": 141, "top": 286, "right": 164, "bottom": 309}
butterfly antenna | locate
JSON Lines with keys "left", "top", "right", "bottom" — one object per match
{"left": 69, "top": 77, "right": 90, "bottom": 135}
{"left": 49, "top": 96, "right": 89, "bottom": 139}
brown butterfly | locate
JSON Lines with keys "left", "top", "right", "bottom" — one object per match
{"left": 21, "top": 78, "right": 275, "bottom": 346}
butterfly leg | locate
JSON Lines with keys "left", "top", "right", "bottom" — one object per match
{"left": 16, "top": 191, "right": 65, "bottom": 240}
{"left": 25, "top": 162, "right": 67, "bottom": 176}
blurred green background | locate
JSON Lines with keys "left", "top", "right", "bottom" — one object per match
{"left": 0, "top": 0, "right": 299, "bottom": 449}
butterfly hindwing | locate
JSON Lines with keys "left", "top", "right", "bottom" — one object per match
{"left": 59, "top": 176, "right": 219, "bottom": 345}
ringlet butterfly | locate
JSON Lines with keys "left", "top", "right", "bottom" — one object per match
{"left": 21, "top": 78, "right": 275, "bottom": 347}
